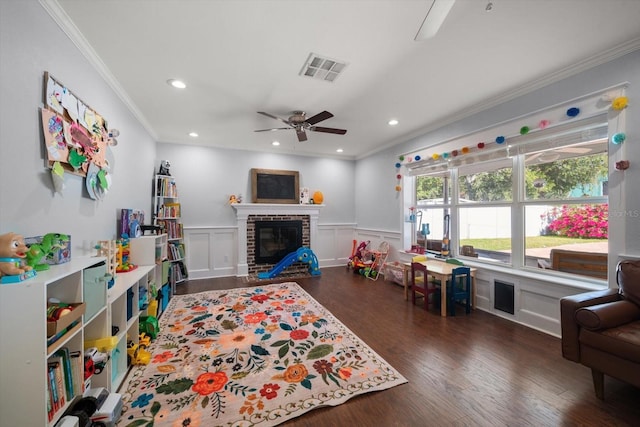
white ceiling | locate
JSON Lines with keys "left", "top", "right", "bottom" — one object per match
{"left": 46, "top": 0, "right": 640, "bottom": 160}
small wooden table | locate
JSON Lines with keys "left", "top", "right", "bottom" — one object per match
{"left": 402, "top": 260, "right": 477, "bottom": 317}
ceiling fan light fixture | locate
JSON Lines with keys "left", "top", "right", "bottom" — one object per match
{"left": 300, "top": 53, "right": 348, "bottom": 83}
{"left": 414, "top": 0, "right": 457, "bottom": 41}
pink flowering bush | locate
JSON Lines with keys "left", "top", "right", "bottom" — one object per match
{"left": 546, "top": 204, "right": 608, "bottom": 239}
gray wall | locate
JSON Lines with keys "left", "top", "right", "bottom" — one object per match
{"left": 155, "top": 142, "right": 356, "bottom": 227}
{"left": 0, "top": 0, "right": 157, "bottom": 253}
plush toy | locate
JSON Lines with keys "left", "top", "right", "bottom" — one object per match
{"left": 158, "top": 160, "right": 171, "bottom": 176}
{"left": 25, "top": 233, "right": 69, "bottom": 271}
{"left": 0, "top": 232, "right": 33, "bottom": 278}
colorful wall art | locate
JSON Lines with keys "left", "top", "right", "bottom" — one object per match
{"left": 41, "top": 72, "right": 118, "bottom": 200}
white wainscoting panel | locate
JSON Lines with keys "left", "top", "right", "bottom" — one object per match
{"left": 184, "top": 227, "right": 237, "bottom": 279}
{"left": 317, "top": 224, "right": 356, "bottom": 267}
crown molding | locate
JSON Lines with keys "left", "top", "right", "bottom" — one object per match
{"left": 39, "top": 0, "right": 158, "bottom": 141}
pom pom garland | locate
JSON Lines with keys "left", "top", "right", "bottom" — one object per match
{"left": 395, "top": 185, "right": 402, "bottom": 192}
{"left": 443, "top": 152, "right": 449, "bottom": 159}
{"left": 396, "top": 174, "right": 402, "bottom": 179}
{"left": 539, "top": 120, "right": 550, "bottom": 129}
{"left": 432, "top": 153, "right": 440, "bottom": 160}
{"left": 395, "top": 162, "right": 401, "bottom": 168}
{"left": 461, "top": 146, "right": 470, "bottom": 154}
{"left": 520, "top": 126, "right": 530, "bottom": 135}
{"left": 452, "top": 150, "right": 459, "bottom": 157}
{"left": 399, "top": 155, "right": 405, "bottom": 161}
{"left": 496, "top": 136, "right": 505, "bottom": 144}
{"left": 415, "top": 155, "right": 421, "bottom": 161}
{"left": 477, "top": 142, "right": 485, "bottom": 149}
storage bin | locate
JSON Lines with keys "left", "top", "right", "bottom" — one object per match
{"left": 161, "top": 283, "right": 170, "bottom": 311}
{"left": 126, "top": 288, "right": 134, "bottom": 320}
{"left": 83, "top": 261, "right": 108, "bottom": 320}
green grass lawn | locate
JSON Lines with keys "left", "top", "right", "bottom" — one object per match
{"left": 460, "top": 236, "right": 606, "bottom": 251}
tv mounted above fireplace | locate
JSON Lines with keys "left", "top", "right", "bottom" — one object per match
{"left": 251, "top": 168, "right": 299, "bottom": 204}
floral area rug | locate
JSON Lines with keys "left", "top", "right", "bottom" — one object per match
{"left": 118, "top": 282, "right": 407, "bottom": 426}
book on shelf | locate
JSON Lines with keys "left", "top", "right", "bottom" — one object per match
{"left": 69, "top": 350, "right": 84, "bottom": 396}
{"left": 156, "top": 176, "right": 178, "bottom": 197}
{"left": 54, "top": 347, "right": 74, "bottom": 401}
{"left": 158, "top": 202, "right": 181, "bottom": 218}
{"left": 47, "top": 360, "right": 65, "bottom": 412}
{"left": 156, "top": 220, "right": 183, "bottom": 239}
{"left": 168, "top": 242, "right": 185, "bottom": 261}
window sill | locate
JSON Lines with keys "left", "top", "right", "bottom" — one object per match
{"left": 460, "top": 257, "right": 609, "bottom": 291}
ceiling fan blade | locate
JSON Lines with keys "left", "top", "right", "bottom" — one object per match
{"left": 305, "top": 110, "right": 333, "bottom": 125}
{"left": 254, "top": 127, "right": 291, "bottom": 132}
{"left": 257, "top": 111, "right": 291, "bottom": 126}
{"left": 310, "top": 126, "right": 347, "bottom": 135}
{"left": 296, "top": 128, "right": 308, "bottom": 142}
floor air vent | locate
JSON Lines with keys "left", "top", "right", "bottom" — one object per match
{"left": 494, "top": 280, "right": 515, "bottom": 315}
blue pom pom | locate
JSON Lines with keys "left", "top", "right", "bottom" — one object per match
{"left": 442, "top": 153, "right": 449, "bottom": 159}
{"left": 611, "top": 132, "right": 626, "bottom": 145}
{"left": 414, "top": 155, "right": 421, "bottom": 161}
{"left": 395, "top": 162, "right": 401, "bottom": 168}
{"left": 567, "top": 107, "right": 580, "bottom": 117}
{"left": 496, "top": 136, "right": 505, "bottom": 144}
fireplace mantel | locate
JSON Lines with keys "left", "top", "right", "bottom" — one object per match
{"left": 232, "top": 203, "right": 323, "bottom": 276}
{"left": 232, "top": 203, "right": 323, "bottom": 220}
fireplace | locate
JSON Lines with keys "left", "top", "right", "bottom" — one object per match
{"left": 254, "top": 220, "right": 302, "bottom": 264}
{"left": 232, "top": 203, "right": 322, "bottom": 276}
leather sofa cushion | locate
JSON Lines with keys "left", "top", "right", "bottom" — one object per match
{"left": 576, "top": 300, "right": 640, "bottom": 331}
{"left": 617, "top": 260, "right": 640, "bottom": 306}
{"left": 580, "top": 321, "right": 640, "bottom": 364}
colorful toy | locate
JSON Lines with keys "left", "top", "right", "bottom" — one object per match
{"left": 139, "top": 315, "right": 159, "bottom": 339}
{"left": 0, "top": 232, "right": 34, "bottom": 283}
{"left": 256, "top": 247, "right": 321, "bottom": 279}
{"left": 127, "top": 340, "right": 151, "bottom": 365}
{"left": 25, "top": 233, "right": 69, "bottom": 271}
{"left": 96, "top": 240, "right": 118, "bottom": 286}
{"left": 116, "top": 235, "right": 137, "bottom": 273}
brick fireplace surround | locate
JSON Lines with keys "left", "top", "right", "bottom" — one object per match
{"left": 232, "top": 204, "right": 323, "bottom": 276}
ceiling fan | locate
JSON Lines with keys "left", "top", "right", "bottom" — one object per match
{"left": 254, "top": 110, "right": 347, "bottom": 142}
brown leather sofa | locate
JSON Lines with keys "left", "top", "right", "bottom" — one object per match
{"left": 560, "top": 260, "right": 640, "bottom": 399}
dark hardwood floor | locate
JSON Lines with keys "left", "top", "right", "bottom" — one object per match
{"left": 175, "top": 267, "right": 640, "bottom": 426}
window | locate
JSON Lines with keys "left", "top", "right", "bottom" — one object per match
{"left": 458, "top": 160, "right": 513, "bottom": 264}
{"left": 405, "top": 106, "right": 613, "bottom": 281}
{"left": 415, "top": 174, "right": 449, "bottom": 253}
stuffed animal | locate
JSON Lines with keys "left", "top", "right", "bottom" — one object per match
{"left": 0, "top": 232, "right": 33, "bottom": 278}
{"left": 158, "top": 160, "right": 171, "bottom": 176}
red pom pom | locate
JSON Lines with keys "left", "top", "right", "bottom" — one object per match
{"left": 477, "top": 142, "right": 485, "bottom": 149}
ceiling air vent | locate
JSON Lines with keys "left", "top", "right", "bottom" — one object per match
{"left": 299, "top": 53, "right": 347, "bottom": 82}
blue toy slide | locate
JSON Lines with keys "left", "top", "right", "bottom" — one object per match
{"left": 257, "top": 247, "right": 321, "bottom": 279}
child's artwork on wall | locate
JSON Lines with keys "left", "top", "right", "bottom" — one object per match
{"left": 41, "top": 72, "right": 118, "bottom": 200}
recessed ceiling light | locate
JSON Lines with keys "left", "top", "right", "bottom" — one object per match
{"left": 272, "top": 141, "right": 280, "bottom": 146}
{"left": 189, "top": 132, "right": 198, "bottom": 137}
{"left": 388, "top": 119, "right": 399, "bottom": 126}
{"left": 336, "top": 148, "right": 344, "bottom": 153}
{"left": 167, "top": 79, "right": 186, "bottom": 89}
